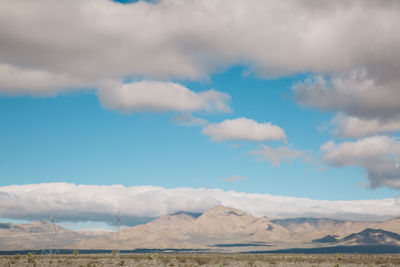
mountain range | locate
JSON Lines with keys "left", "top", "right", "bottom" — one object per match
{"left": 1, "top": 205, "right": 400, "bottom": 252}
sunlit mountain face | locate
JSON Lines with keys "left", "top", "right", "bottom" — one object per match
{"left": 1, "top": 206, "right": 400, "bottom": 253}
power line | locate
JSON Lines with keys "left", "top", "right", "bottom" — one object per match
{"left": 116, "top": 211, "right": 121, "bottom": 258}
{"left": 49, "top": 212, "right": 57, "bottom": 255}
{"left": 395, "top": 195, "right": 400, "bottom": 206}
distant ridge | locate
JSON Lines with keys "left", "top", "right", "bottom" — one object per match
{"left": 1, "top": 206, "right": 400, "bottom": 252}
{"left": 272, "top": 218, "right": 345, "bottom": 227}
{"left": 341, "top": 228, "right": 400, "bottom": 245}
{"left": 171, "top": 211, "right": 202, "bottom": 218}
{"left": 312, "top": 235, "right": 338, "bottom": 243}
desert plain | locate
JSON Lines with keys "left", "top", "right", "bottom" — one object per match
{"left": 1, "top": 253, "right": 400, "bottom": 267}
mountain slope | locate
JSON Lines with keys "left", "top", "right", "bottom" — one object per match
{"left": 339, "top": 228, "right": 400, "bottom": 245}
{"left": 77, "top": 212, "right": 200, "bottom": 249}
{"left": 272, "top": 217, "right": 400, "bottom": 242}
{"left": 2, "top": 206, "right": 400, "bottom": 251}
{"left": 0, "top": 221, "right": 88, "bottom": 250}
{"left": 376, "top": 218, "right": 400, "bottom": 233}
{"left": 78, "top": 206, "right": 291, "bottom": 249}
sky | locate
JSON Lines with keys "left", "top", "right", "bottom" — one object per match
{"left": 1, "top": 0, "right": 400, "bottom": 228}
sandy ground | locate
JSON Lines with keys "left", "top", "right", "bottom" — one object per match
{"left": 1, "top": 253, "right": 400, "bottom": 266}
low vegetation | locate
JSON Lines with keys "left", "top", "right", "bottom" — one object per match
{"left": 1, "top": 253, "right": 400, "bottom": 266}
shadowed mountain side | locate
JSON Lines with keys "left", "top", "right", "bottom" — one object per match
{"left": 272, "top": 217, "right": 400, "bottom": 242}
{"left": 0, "top": 223, "right": 14, "bottom": 229}
{"left": 312, "top": 235, "right": 339, "bottom": 243}
{"left": 313, "top": 228, "right": 400, "bottom": 246}
{"left": 339, "top": 228, "right": 400, "bottom": 245}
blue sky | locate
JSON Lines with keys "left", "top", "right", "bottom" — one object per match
{"left": 1, "top": 66, "right": 397, "bottom": 200}
{"left": 1, "top": 0, "right": 400, "bottom": 225}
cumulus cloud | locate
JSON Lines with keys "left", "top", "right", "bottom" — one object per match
{"left": 333, "top": 113, "right": 400, "bottom": 138}
{"left": 0, "top": 0, "right": 399, "bottom": 95}
{"left": 293, "top": 68, "right": 400, "bottom": 119}
{"left": 202, "top": 118, "right": 286, "bottom": 142}
{"left": 0, "top": 63, "right": 95, "bottom": 95}
{"left": 1, "top": 0, "right": 399, "bottom": 141}
{"left": 97, "top": 80, "right": 231, "bottom": 113}
{"left": 294, "top": 68, "right": 400, "bottom": 137}
{"left": 251, "top": 145, "right": 310, "bottom": 167}
{"left": 1, "top": 183, "right": 399, "bottom": 225}
{"left": 321, "top": 136, "right": 400, "bottom": 189}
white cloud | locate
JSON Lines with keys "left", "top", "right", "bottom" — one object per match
{"left": 1, "top": 0, "right": 399, "bottom": 140}
{"left": 0, "top": 63, "right": 95, "bottom": 95}
{"left": 321, "top": 136, "right": 400, "bottom": 189}
{"left": 0, "top": 0, "right": 399, "bottom": 95}
{"left": 0, "top": 183, "right": 399, "bottom": 225}
{"left": 202, "top": 118, "right": 286, "bottom": 142}
{"left": 98, "top": 80, "right": 231, "bottom": 113}
{"left": 293, "top": 68, "right": 400, "bottom": 137}
{"left": 333, "top": 113, "right": 400, "bottom": 138}
{"left": 251, "top": 145, "right": 310, "bottom": 167}
{"left": 293, "top": 68, "right": 400, "bottom": 119}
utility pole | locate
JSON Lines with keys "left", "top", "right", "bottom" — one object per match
{"left": 48, "top": 212, "right": 57, "bottom": 255}
{"left": 116, "top": 212, "right": 121, "bottom": 258}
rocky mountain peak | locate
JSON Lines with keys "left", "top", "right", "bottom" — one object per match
{"left": 202, "top": 205, "right": 249, "bottom": 217}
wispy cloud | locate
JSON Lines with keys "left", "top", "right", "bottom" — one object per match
{"left": 172, "top": 113, "right": 208, "bottom": 126}
{"left": 250, "top": 145, "right": 311, "bottom": 167}
{"left": 219, "top": 176, "right": 247, "bottom": 182}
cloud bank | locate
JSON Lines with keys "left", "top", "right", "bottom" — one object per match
{"left": 1, "top": 183, "right": 399, "bottom": 226}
